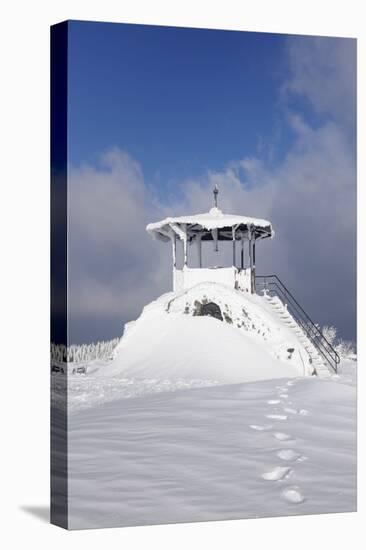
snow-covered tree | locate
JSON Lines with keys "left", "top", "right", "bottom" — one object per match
{"left": 51, "top": 337, "right": 120, "bottom": 365}
{"left": 321, "top": 325, "right": 355, "bottom": 360}
{"left": 322, "top": 325, "right": 337, "bottom": 346}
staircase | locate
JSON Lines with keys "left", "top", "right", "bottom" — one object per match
{"left": 256, "top": 275, "right": 340, "bottom": 377}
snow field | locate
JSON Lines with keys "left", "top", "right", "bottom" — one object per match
{"left": 58, "top": 281, "right": 357, "bottom": 528}
{"left": 67, "top": 373, "right": 356, "bottom": 529}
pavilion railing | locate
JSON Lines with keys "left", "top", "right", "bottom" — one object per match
{"left": 256, "top": 274, "right": 340, "bottom": 374}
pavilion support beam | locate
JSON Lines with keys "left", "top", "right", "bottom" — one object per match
{"left": 178, "top": 223, "right": 187, "bottom": 267}
{"left": 241, "top": 237, "right": 244, "bottom": 269}
{"left": 252, "top": 239, "right": 256, "bottom": 294}
{"left": 249, "top": 236, "right": 253, "bottom": 271}
{"left": 232, "top": 227, "right": 236, "bottom": 267}
{"left": 211, "top": 228, "right": 218, "bottom": 252}
{"left": 196, "top": 234, "right": 202, "bottom": 268}
{"left": 183, "top": 239, "right": 187, "bottom": 267}
{"left": 169, "top": 222, "right": 186, "bottom": 241}
{"left": 171, "top": 234, "right": 176, "bottom": 291}
{"left": 248, "top": 226, "right": 254, "bottom": 293}
{"left": 171, "top": 233, "right": 176, "bottom": 268}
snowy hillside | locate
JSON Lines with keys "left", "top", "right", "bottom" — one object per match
{"left": 53, "top": 282, "right": 347, "bottom": 413}
{"left": 103, "top": 282, "right": 315, "bottom": 381}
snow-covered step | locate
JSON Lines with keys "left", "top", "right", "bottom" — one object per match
{"left": 264, "top": 294, "right": 332, "bottom": 378}
{"left": 314, "top": 363, "right": 331, "bottom": 378}
{"left": 306, "top": 347, "right": 320, "bottom": 358}
{"left": 306, "top": 350, "right": 330, "bottom": 377}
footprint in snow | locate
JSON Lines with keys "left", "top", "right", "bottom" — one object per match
{"left": 278, "top": 393, "right": 289, "bottom": 400}
{"left": 283, "top": 407, "right": 310, "bottom": 416}
{"left": 266, "top": 414, "right": 288, "bottom": 420}
{"left": 283, "top": 407, "right": 298, "bottom": 415}
{"left": 267, "top": 399, "right": 281, "bottom": 405}
{"left": 273, "top": 432, "right": 293, "bottom": 441}
{"left": 249, "top": 424, "right": 272, "bottom": 431}
{"left": 281, "top": 486, "right": 305, "bottom": 504}
{"left": 276, "top": 449, "right": 302, "bottom": 461}
{"left": 286, "top": 380, "right": 297, "bottom": 386}
{"left": 262, "top": 466, "right": 292, "bottom": 481}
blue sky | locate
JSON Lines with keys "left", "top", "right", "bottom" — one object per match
{"left": 66, "top": 21, "right": 356, "bottom": 344}
{"left": 68, "top": 22, "right": 296, "bottom": 196}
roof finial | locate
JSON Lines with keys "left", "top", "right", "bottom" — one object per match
{"left": 213, "top": 184, "right": 219, "bottom": 208}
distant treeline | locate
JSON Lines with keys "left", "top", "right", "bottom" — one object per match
{"left": 51, "top": 338, "right": 120, "bottom": 364}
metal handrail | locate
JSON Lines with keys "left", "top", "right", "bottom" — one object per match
{"left": 256, "top": 275, "right": 340, "bottom": 373}
{"left": 266, "top": 282, "right": 338, "bottom": 372}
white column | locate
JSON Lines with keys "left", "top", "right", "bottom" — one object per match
{"left": 232, "top": 226, "right": 236, "bottom": 266}
{"left": 172, "top": 233, "right": 176, "bottom": 268}
{"left": 183, "top": 239, "right": 187, "bottom": 267}
{"left": 170, "top": 232, "right": 177, "bottom": 291}
{"left": 181, "top": 223, "right": 188, "bottom": 267}
{"left": 248, "top": 225, "right": 253, "bottom": 293}
{"left": 252, "top": 238, "right": 256, "bottom": 293}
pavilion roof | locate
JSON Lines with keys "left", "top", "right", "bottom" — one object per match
{"left": 146, "top": 207, "right": 274, "bottom": 242}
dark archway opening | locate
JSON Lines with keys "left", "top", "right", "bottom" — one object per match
{"left": 194, "top": 301, "right": 223, "bottom": 321}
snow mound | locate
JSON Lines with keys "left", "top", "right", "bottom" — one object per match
{"left": 102, "top": 282, "right": 313, "bottom": 383}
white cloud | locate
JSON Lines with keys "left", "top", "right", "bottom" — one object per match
{"left": 283, "top": 36, "right": 356, "bottom": 128}
{"left": 68, "top": 149, "right": 172, "bottom": 341}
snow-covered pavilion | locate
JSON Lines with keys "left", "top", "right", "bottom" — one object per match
{"left": 146, "top": 186, "right": 273, "bottom": 294}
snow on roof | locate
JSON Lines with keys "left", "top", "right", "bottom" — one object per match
{"left": 146, "top": 207, "right": 273, "bottom": 241}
